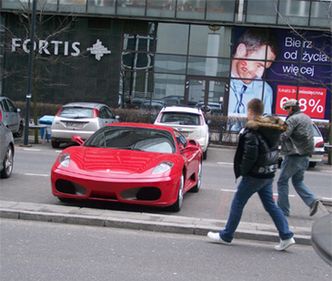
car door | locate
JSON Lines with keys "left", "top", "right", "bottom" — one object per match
{"left": 102, "top": 106, "right": 117, "bottom": 125}
{"left": 5, "top": 99, "right": 20, "bottom": 133}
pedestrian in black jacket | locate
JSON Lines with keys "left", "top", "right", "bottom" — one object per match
{"left": 207, "top": 98, "right": 295, "bottom": 251}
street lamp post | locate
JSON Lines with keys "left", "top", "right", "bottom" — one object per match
{"left": 23, "top": 0, "right": 37, "bottom": 146}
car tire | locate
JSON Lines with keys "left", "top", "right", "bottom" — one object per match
{"left": 203, "top": 150, "right": 207, "bottom": 160}
{"left": 309, "top": 162, "right": 317, "bottom": 168}
{"left": 0, "top": 145, "right": 14, "bottom": 178}
{"left": 51, "top": 139, "right": 60, "bottom": 148}
{"left": 191, "top": 161, "right": 202, "bottom": 193}
{"left": 13, "top": 122, "right": 23, "bottom": 138}
{"left": 58, "top": 197, "right": 74, "bottom": 203}
{"left": 167, "top": 174, "right": 184, "bottom": 212}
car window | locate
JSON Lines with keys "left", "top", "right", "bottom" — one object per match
{"left": 60, "top": 107, "right": 94, "bottom": 118}
{"left": 161, "top": 112, "right": 201, "bottom": 126}
{"left": 1, "top": 100, "right": 10, "bottom": 112}
{"left": 6, "top": 99, "right": 16, "bottom": 112}
{"left": 85, "top": 126, "right": 175, "bottom": 153}
{"left": 312, "top": 125, "right": 322, "bottom": 137}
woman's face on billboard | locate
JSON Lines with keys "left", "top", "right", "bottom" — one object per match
{"left": 233, "top": 44, "right": 276, "bottom": 84}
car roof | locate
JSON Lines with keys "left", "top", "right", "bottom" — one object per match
{"left": 62, "top": 102, "right": 109, "bottom": 109}
{"left": 107, "top": 122, "right": 176, "bottom": 134}
{"left": 160, "top": 106, "right": 202, "bottom": 114}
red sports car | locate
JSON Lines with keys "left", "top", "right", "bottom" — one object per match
{"left": 51, "top": 122, "right": 203, "bottom": 211}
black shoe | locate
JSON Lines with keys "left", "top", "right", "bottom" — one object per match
{"left": 309, "top": 200, "right": 319, "bottom": 216}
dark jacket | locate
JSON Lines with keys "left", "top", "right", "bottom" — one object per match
{"left": 234, "top": 116, "right": 286, "bottom": 179}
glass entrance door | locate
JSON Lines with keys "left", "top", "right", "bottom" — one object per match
{"left": 184, "top": 76, "right": 227, "bottom": 115}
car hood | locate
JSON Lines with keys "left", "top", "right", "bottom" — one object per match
{"left": 65, "top": 147, "right": 181, "bottom": 176}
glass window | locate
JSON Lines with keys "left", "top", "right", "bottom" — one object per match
{"left": 176, "top": 0, "right": 205, "bottom": 20}
{"left": 2, "top": 0, "right": 58, "bottom": 10}
{"left": 310, "top": 1, "right": 331, "bottom": 28}
{"left": 246, "top": 0, "right": 277, "bottom": 24}
{"left": 154, "top": 54, "right": 186, "bottom": 74}
{"left": 87, "top": 0, "right": 116, "bottom": 14}
{"left": 156, "top": 23, "right": 189, "bottom": 55}
{"left": 117, "top": 0, "right": 146, "bottom": 16}
{"left": 153, "top": 74, "right": 185, "bottom": 99}
{"left": 59, "top": 0, "right": 87, "bottom": 13}
{"left": 187, "top": 56, "right": 230, "bottom": 77}
{"left": 146, "top": 0, "right": 176, "bottom": 18}
{"left": 206, "top": 0, "right": 235, "bottom": 22}
{"left": 278, "top": 0, "right": 310, "bottom": 26}
{"left": 189, "top": 25, "right": 231, "bottom": 57}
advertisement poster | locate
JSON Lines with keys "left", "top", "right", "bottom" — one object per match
{"left": 228, "top": 28, "right": 331, "bottom": 121}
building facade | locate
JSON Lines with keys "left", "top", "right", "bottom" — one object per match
{"left": 0, "top": 0, "right": 331, "bottom": 122}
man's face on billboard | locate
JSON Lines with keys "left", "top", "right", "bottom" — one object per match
{"left": 233, "top": 44, "right": 276, "bottom": 84}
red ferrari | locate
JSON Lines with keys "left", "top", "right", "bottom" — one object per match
{"left": 51, "top": 122, "right": 203, "bottom": 211}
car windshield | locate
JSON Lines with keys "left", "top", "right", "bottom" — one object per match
{"left": 60, "top": 107, "right": 94, "bottom": 118}
{"left": 160, "top": 112, "right": 201, "bottom": 126}
{"left": 85, "top": 126, "right": 176, "bottom": 154}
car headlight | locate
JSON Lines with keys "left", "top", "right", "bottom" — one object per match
{"left": 58, "top": 153, "right": 70, "bottom": 168}
{"left": 152, "top": 162, "right": 173, "bottom": 174}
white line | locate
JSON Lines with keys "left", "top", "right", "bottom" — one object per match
{"left": 24, "top": 173, "right": 49, "bottom": 177}
{"left": 22, "top": 148, "right": 41, "bottom": 152}
{"left": 217, "top": 162, "right": 233, "bottom": 166}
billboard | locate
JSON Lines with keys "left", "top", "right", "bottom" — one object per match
{"left": 228, "top": 28, "right": 331, "bottom": 121}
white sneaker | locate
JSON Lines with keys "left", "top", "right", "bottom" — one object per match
{"left": 207, "top": 231, "right": 231, "bottom": 245}
{"left": 274, "top": 237, "right": 296, "bottom": 251}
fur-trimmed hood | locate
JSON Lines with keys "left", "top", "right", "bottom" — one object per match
{"left": 246, "top": 116, "right": 286, "bottom": 147}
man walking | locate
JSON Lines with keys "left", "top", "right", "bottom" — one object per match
{"left": 277, "top": 99, "right": 320, "bottom": 217}
{"left": 207, "top": 99, "right": 295, "bottom": 251}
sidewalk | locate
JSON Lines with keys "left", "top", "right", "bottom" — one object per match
{"left": 2, "top": 200, "right": 328, "bottom": 246}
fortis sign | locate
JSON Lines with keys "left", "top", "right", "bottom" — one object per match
{"left": 11, "top": 38, "right": 111, "bottom": 61}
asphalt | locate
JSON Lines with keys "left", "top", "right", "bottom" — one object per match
{"left": 1, "top": 140, "right": 331, "bottom": 246}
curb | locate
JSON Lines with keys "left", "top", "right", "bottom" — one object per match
{"left": 0, "top": 200, "right": 312, "bottom": 245}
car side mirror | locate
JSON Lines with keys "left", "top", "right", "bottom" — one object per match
{"left": 71, "top": 135, "right": 84, "bottom": 145}
{"left": 115, "top": 115, "right": 120, "bottom": 120}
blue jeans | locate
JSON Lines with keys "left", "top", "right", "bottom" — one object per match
{"left": 220, "top": 176, "right": 293, "bottom": 242}
{"left": 277, "top": 155, "right": 317, "bottom": 216}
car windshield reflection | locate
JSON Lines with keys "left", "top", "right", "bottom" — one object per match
{"left": 84, "top": 126, "right": 176, "bottom": 153}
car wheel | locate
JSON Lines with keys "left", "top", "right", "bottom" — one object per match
{"left": 309, "top": 162, "right": 317, "bottom": 168}
{"left": 203, "top": 150, "right": 207, "bottom": 160}
{"left": 191, "top": 161, "right": 202, "bottom": 193}
{"left": 168, "top": 174, "right": 184, "bottom": 212}
{"left": 51, "top": 139, "right": 60, "bottom": 148}
{"left": 0, "top": 145, "right": 14, "bottom": 178}
{"left": 13, "top": 122, "right": 23, "bottom": 138}
{"left": 58, "top": 197, "right": 74, "bottom": 203}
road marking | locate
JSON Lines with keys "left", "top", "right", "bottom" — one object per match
{"left": 22, "top": 148, "right": 41, "bottom": 152}
{"left": 24, "top": 173, "right": 49, "bottom": 177}
{"left": 217, "top": 162, "right": 233, "bottom": 166}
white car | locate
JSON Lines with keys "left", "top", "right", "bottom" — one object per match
{"left": 154, "top": 106, "right": 209, "bottom": 159}
{"left": 51, "top": 102, "right": 119, "bottom": 148}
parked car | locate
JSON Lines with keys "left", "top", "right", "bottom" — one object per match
{"left": 154, "top": 106, "right": 209, "bottom": 159}
{"left": 51, "top": 122, "right": 203, "bottom": 211}
{"left": 0, "top": 96, "right": 23, "bottom": 137}
{"left": 50, "top": 102, "right": 119, "bottom": 148}
{"left": 278, "top": 123, "right": 325, "bottom": 168}
{"left": 0, "top": 121, "right": 14, "bottom": 178}
{"left": 196, "top": 101, "right": 223, "bottom": 115}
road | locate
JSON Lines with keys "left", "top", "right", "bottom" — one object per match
{"left": 1, "top": 219, "right": 330, "bottom": 281}
{"left": 1, "top": 144, "right": 332, "bottom": 229}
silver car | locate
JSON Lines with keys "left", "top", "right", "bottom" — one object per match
{"left": 51, "top": 102, "right": 119, "bottom": 148}
{"left": 0, "top": 121, "right": 14, "bottom": 178}
{"left": 0, "top": 96, "right": 23, "bottom": 137}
